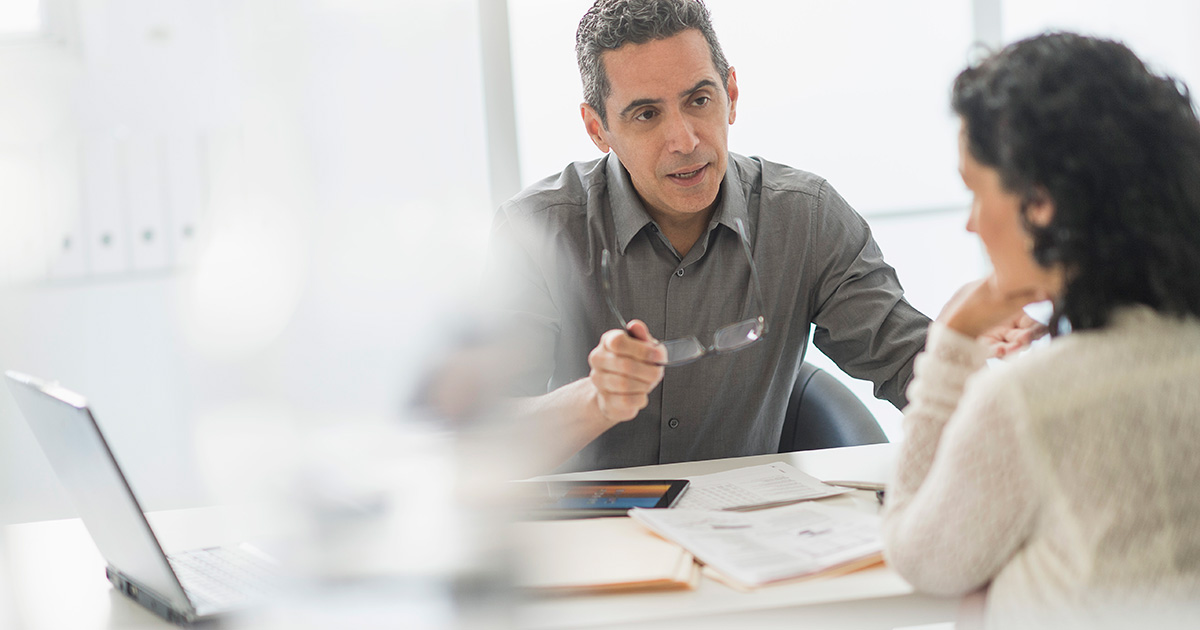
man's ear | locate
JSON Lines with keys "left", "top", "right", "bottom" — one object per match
{"left": 726, "top": 67, "right": 738, "bottom": 125}
{"left": 581, "top": 103, "right": 611, "bottom": 153}
{"left": 1026, "top": 186, "right": 1055, "bottom": 227}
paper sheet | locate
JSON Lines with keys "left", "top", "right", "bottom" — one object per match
{"left": 673, "top": 462, "right": 851, "bottom": 511}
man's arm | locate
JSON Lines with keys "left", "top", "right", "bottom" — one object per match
{"left": 807, "top": 181, "right": 931, "bottom": 408}
{"left": 482, "top": 207, "right": 664, "bottom": 472}
{"left": 504, "top": 321, "right": 665, "bottom": 472}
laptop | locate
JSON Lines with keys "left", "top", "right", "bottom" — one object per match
{"left": 5, "top": 371, "right": 279, "bottom": 624}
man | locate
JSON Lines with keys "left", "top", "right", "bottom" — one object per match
{"left": 486, "top": 0, "right": 929, "bottom": 472}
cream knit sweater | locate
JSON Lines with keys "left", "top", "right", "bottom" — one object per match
{"left": 882, "top": 306, "right": 1200, "bottom": 628}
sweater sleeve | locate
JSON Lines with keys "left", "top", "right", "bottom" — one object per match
{"left": 881, "top": 322, "right": 1040, "bottom": 596}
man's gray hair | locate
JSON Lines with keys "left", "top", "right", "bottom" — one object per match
{"left": 576, "top": 0, "right": 731, "bottom": 126}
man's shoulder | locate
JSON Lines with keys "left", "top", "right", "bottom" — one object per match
{"left": 729, "top": 153, "right": 829, "bottom": 201}
{"left": 499, "top": 156, "right": 608, "bottom": 222}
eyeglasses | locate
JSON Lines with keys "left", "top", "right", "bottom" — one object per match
{"left": 601, "top": 218, "right": 767, "bottom": 367}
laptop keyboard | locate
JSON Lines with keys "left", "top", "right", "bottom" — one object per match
{"left": 167, "top": 545, "right": 278, "bottom": 614}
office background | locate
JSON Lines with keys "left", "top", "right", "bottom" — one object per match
{"left": 0, "top": 0, "right": 1197, "bottom": 526}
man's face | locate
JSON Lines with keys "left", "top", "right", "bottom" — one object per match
{"left": 582, "top": 29, "right": 738, "bottom": 225}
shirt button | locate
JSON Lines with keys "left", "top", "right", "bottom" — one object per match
{"left": 667, "top": 417, "right": 680, "bottom": 429}
{"left": 675, "top": 269, "right": 684, "bottom": 277}
{"left": 649, "top": 224, "right": 659, "bottom": 232}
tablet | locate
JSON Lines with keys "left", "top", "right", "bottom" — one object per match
{"left": 514, "top": 479, "right": 690, "bottom": 519}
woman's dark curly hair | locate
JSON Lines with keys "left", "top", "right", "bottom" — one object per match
{"left": 952, "top": 32, "right": 1200, "bottom": 334}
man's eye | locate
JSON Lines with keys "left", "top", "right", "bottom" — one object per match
{"left": 693, "top": 96, "right": 711, "bottom": 107}
{"left": 634, "top": 110, "right": 657, "bottom": 122}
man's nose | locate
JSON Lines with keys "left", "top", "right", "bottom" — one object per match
{"left": 664, "top": 112, "right": 700, "bottom": 154}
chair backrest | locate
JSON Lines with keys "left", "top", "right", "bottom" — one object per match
{"left": 778, "top": 363, "right": 888, "bottom": 453}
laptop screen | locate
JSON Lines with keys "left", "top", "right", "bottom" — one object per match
{"left": 5, "top": 372, "right": 192, "bottom": 613}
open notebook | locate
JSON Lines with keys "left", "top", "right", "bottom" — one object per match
{"left": 630, "top": 501, "right": 883, "bottom": 590}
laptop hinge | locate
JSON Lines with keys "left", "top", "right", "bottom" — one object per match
{"left": 106, "top": 565, "right": 197, "bottom": 625}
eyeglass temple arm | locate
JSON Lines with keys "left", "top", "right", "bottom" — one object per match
{"left": 600, "top": 249, "right": 631, "bottom": 334}
{"left": 734, "top": 219, "right": 768, "bottom": 335}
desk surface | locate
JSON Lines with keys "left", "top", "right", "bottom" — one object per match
{"left": 522, "top": 444, "right": 957, "bottom": 630}
{"left": 1, "top": 444, "right": 958, "bottom": 630}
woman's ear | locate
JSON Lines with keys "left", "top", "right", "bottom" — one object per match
{"left": 1025, "top": 186, "right": 1055, "bottom": 227}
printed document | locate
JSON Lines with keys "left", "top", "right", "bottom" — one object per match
{"left": 629, "top": 502, "right": 881, "bottom": 589}
{"left": 673, "top": 462, "right": 850, "bottom": 511}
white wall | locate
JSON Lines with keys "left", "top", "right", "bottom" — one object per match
{"left": 1004, "top": 0, "right": 1200, "bottom": 93}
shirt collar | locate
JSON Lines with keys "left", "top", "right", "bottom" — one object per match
{"left": 606, "top": 155, "right": 651, "bottom": 255}
{"left": 607, "top": 153, "right": 748, "bottom": 255}
{"left": 709, "top": 157, "right": 749, "bottom": 236}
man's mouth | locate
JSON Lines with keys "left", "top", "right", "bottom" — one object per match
{"left": 668, "top": 165, "right": 706, "bottom": 181}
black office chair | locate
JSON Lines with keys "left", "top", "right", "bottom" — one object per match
{"left": 778, "top": 362, "right": 888, "bottom": 453}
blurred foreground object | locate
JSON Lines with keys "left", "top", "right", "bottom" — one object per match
{"left": 196, "top": 380, "right": 522, "bottom": 628}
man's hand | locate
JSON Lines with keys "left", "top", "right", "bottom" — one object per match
{"left": 939, "top": 277, "right": 1048, "bottom": 353}
{"left": 588, "top": 319, "right": 667, "bottom": 423}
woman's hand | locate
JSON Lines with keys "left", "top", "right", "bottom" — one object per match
{"left": 939, "top": 276, "right": 1049, "bottom": 341}
{"left": 979, "top": 311, "right": 1049, "bottom": 358}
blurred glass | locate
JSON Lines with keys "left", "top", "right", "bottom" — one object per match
{"left": 0, "top": 0, "right": 40, "bottom": 35}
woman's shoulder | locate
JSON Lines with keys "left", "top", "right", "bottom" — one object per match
{"left": 979, "top": 306, "right": 1200, "bottom": 416}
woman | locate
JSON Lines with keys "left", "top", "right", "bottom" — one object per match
{"left": 881, "top": 33, "right": 1200, "bottom": 628}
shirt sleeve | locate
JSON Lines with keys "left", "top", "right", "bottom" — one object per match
{"left": 881, "top": 322, "right": 1039, "bottom": 596}
{"left": 807, "top": 181, "right": 930, "bottom": 407}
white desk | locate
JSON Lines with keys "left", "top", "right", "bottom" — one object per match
{"left": 1, "top": 444, "right": 959, "bottom": 629}
{"left": 2, "top": 507, "right": 251, "bottom": 629}
{"left": 522, "top": 444, "right": 958, "bottom": 630}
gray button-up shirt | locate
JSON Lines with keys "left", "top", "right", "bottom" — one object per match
{"left": 486, "top": 152, "right": 929, "bottom": 472}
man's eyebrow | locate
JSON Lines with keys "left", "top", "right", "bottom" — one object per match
{"left": 680, "top": 79, "right": 718, "bottom": 98}
{"left": 618, "top": 97, "right": 662, "bottom": 119}
{"left": 617, "top": 79, "right": 721, "bottom": 119}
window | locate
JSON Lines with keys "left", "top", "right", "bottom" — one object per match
{"left": 1004, "top": 0, "right": 1200, "bottom": 93}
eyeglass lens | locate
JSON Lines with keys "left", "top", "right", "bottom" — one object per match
{"left": 658, "top": 318, "right": 762, "bottom": 366}
{"left": 713, "top": 318, "right": 763, "bottom": 351}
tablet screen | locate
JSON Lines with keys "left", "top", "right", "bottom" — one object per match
{"left": 515, "top": 479, "right": 689, "bottom": 519}
{"left": 551, "top": 482, "right": 677, "bottom": 509}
